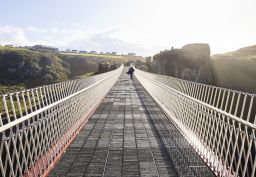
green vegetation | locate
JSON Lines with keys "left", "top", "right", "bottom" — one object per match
{"left": 60, "top": 52, "right": 128, "bottom": 62}
{"left": 150, "top": 44, "right": 256, "bottom": 94}
{"left": 0, "top": 85, "right": 25, "bottom": 95}
{"left": 212, "top": 52, "right": 256, "bottom": 94}
{"left": 0, "top": 46, "right": 69, "bottom": 88}
{"left": 0, "top": 46, "right": 125, "bottom": 94}
{"left": 0, "top": 46, "right": 30, "bottom": 52}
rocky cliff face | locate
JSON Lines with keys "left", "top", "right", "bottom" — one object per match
{"left": 150, "top": 43, "right": 215, "bottom": 85}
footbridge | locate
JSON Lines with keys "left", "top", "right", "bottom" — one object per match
{"left": 0, "top": 65, "right": 255, "bottom": 177}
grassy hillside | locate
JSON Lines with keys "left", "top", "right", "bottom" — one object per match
{"left": 0, "top": 46, "right": 125, "bottom": 93}
{"left": 60, "top": 55, "right": 100, "bottom": 78}
{"left": 211, "top": 46, "right": 256, "bottom": 93}
{"left": 0, "top": 47, "right": 69, "bottom": 88}
{"left": 225, "top": 45, "right": 256, "bottom": 58}
{"left": 60, "top": 52, "right": 128, "bottom": 62}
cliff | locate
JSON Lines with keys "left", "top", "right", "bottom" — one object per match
{"left": 211, "top": 45, "right": 256, "bottom": 93}
{"left": 150, "top": 43, "right": 215, "bottom": 85}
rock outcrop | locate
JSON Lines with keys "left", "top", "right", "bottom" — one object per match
{"left": 150, "top": 43, "right": 215, "bottom": 85}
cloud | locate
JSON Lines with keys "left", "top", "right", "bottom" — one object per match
{"left": 0, "top": 25, "right": 159, "bottom": 56}
{"left": 0, "top": 25, "right": 28, "bottom": 45}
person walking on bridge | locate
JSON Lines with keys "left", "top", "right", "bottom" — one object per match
{"left": 127, "top": 65, "right": 135, "bottom": 79}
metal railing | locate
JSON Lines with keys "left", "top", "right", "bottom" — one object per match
{"left": 135, "top": 69, "right": 256, "bottom": 177}
{"left": 0, "top": 65, "right": 123, "bottom": 177}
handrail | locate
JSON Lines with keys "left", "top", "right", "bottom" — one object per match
{"left": 0, "top": 65, "right": 123, "bottom": 177}
{"left": 137, "top": 71, "right": 256, "bottom": 130}
{"left": 135, "top": 68, "right": 256, "bottom": 177}
{"left": 0, "top": 71, "right": 117, "bottom": 133}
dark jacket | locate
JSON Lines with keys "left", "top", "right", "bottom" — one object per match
{"left": 127, "top": 67, "right": 135, "bottom": 74}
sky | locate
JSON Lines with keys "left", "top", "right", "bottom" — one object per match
{"left": 0, "top": 0, "right": 256, "bottom": 56}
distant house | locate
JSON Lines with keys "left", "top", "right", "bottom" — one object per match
{"left": 128, "top": 53, "right": 136, "bottom": 56}
{"left": 146, "top": 56, "right": 152, "bottom": 64}
{"left": 32, "top": 45, "right": 59, "bottom": 52}
{"left": 79, "top": 50, "right": 87, "bottom": 53}
{"left": 24, "top": 46, "right": 32, "bottom": 49}
{"left": 89, "top": 51, "right": 97, "bottom": 54}
{"left": 71, "top": 50, "right": 78, "bottom": 53}
{"left": 5, "top": 44, "right": 14, "bottom": 47}
{"left": 111, "top": 52, "right": 117, "bottom": 55}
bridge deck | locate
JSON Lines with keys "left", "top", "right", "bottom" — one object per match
{"left": 49, "top": 71, "right": 215, "bottom": 177}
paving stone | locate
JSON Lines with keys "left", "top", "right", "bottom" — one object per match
{"left": 49, "top": 69, "right": 215, "bottom": 177}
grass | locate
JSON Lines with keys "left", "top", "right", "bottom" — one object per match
{"left": 82, "top": 72, "right": 95, "bottom": 77}
{"left": 0, "top": 46, "right": 31, "bottom": 52}
{"left": 212, "top": 58, "right": 256, "bottom": 93}
{"left": 60, "top": 52, "right": 128, "bottom": 62}
{"left": 0, "top": 46, "right": 128, "bottom": 61}
{"left": 238, "top": 55, "right": 256, "bottom": 60}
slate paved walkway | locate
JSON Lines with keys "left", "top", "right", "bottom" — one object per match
{"left": 49, "top": 70, "right": 216, "bottom": 177}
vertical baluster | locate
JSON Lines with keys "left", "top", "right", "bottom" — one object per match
{"left": 9, "top": 94, "right": 17, "bottom": 120}
{"left": 31, "top": 89, "right": 37, "bottom": 111}
{"left": 215, "top": 88, "right": 222, "bottom": 108}
{"left": 35, "top": 88, "right": 42, "bottom": 109}
{"left": 46, "top": 86, "right": 53, "bottom": 104}
{"left": 220, "top": 89, "right": 226, "bottom": 110}
{"left": 73, "top": 80, "right": 79, "bottom": 93}
{"left": 64, "top": 82, "right": 69, "bottom": 97}
{"left": 43, "top": 86, "right": 49, "bottom": 106}
{"left": 0, "top": 113, "right": 3, "bottom": 126}
{"left": 67, "top": 81, "right": 73, "bottom": 95}
{"left": 26, "top": 90, "right": 33, "bottom": 114}
{"left": 184, "top": 80, "right": 190, "bottom": 95}
{"left": 21, "top": 91, "right": 28, "bottom": 115}
{"left": 191, "top": 82, "right": 197, "bottom": 98}
{"left": 39, "top": 87, "right": 45, "bottom": 108}
{"left": 194, "top": 84, "right": 200, "bottom": 100}
{"left": 224, "top": 90, "right": 231, "bottom": 112}
{"left": 59, "top": 83, "right": 65, "bottom": 99}
{"left": 61, "top": 82, "right": 66, "bottom": 98}
{"left": 51, "top": 85, "right": 57, "bottom": 102}
{"left": 53, "top": 84, "right": 59, "bottom": 102}
{"left": 199, "top": 84, "right": 205, "bottom": 102}
{"left": 246, "top": 95, "right": 254, "bottom": 122}
{"left": 2, "top": 95, "right": 10, "bottom": 123}
{"left": 229, "top": 91, "right": 236, "bottom": 114}
{"left": 212, "top": 87, "right": 218, "bottom": 107}
{"left": 54, "top": 84, "right": 60, "bottom": 101}
{"left": 15, "top": 93, "right": 22, "bottom": 118}
{"left": 234, "top": 92, "right": 241, "bottom": 116}
{"left": 54, "top": 84, "right": 61, "bottom": 101}
{"left": 48, "top": 86, "right": 55, "bottom": 103}
{"left": 186, "top": 81, "right": 192, "bottom": 96}
{"left": 203, "top": 85, "right": 209, "bottom": 103}
{"left": 206, "top": 86, "right": 213, "bottom": 105}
